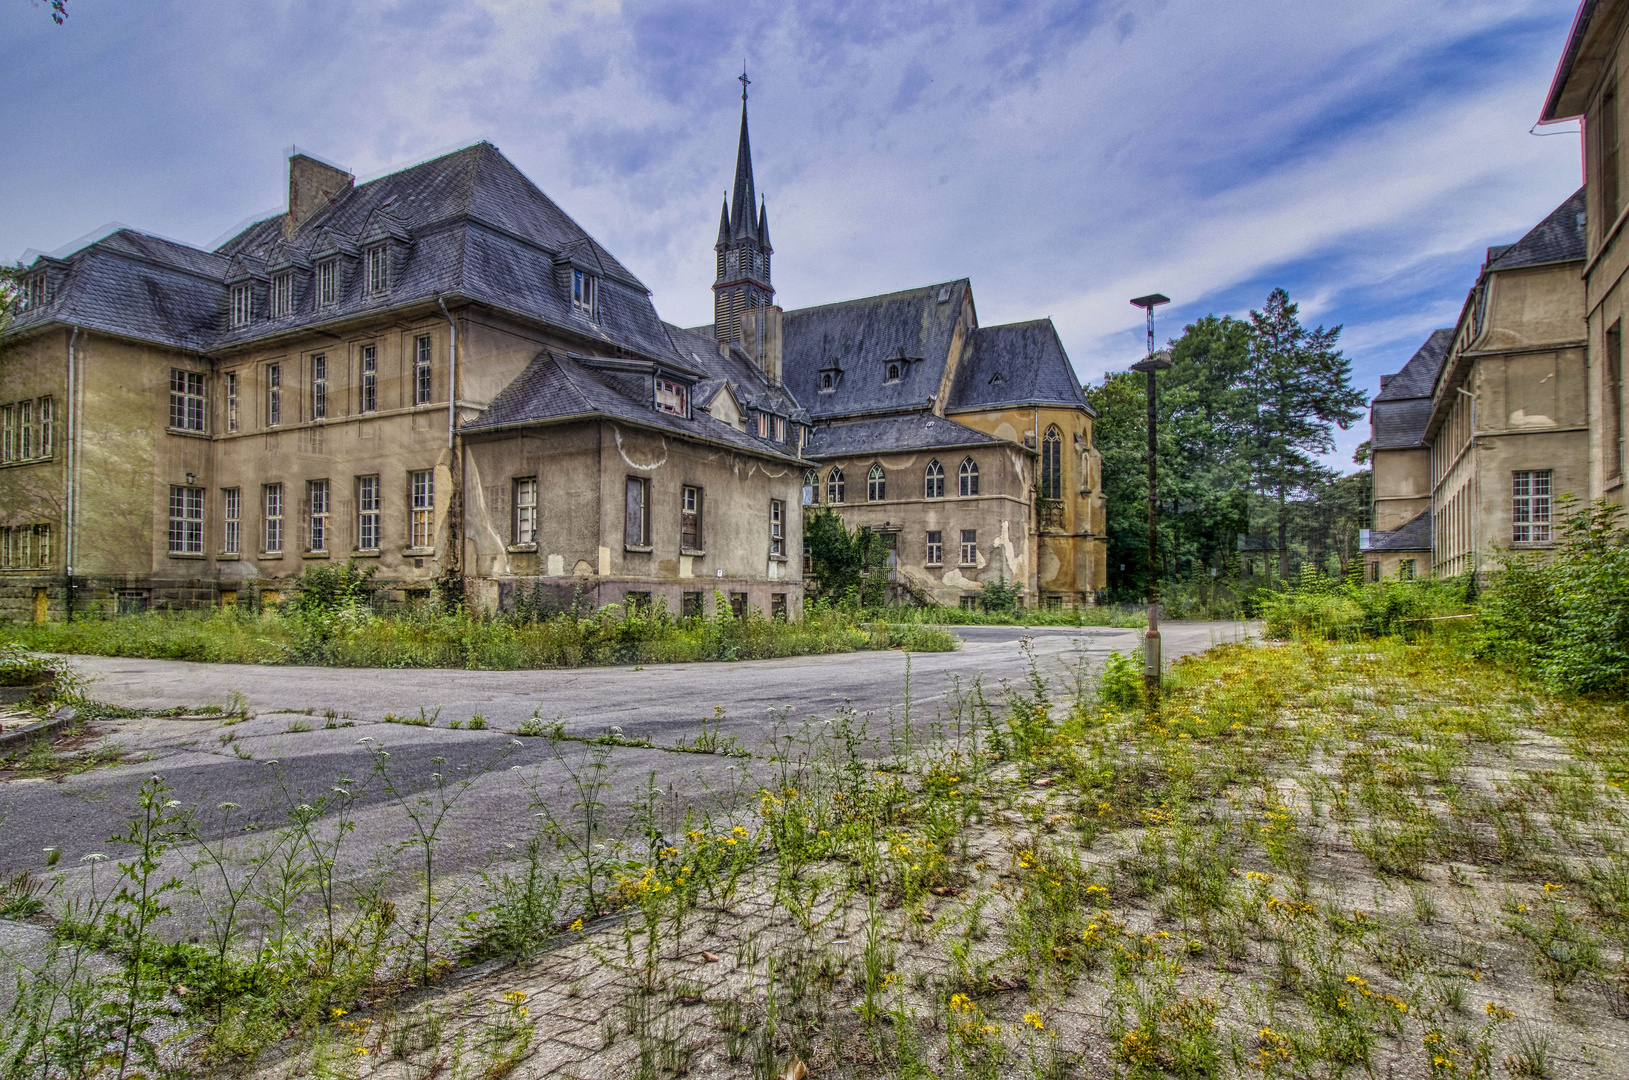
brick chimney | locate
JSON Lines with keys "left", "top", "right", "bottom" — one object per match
{"left": 286, "top": 153, "right": 353, "bottom": 236}
{"left": 739, "top": 305, "right": 783, "bottom": 385}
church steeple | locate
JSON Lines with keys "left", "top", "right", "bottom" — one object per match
{"left": 713, "top": 69, "right": 773, "bottom": 344}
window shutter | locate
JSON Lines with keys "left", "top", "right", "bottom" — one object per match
{"left": 625, "top": 478, "right": 644, "bottom": 546}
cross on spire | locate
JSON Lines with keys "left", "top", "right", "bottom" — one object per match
{"left": 739, "top": 65, "right": 750, "bottom": 101}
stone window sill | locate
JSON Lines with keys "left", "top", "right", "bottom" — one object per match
{"left": 166, "top": 427, "right": 210, "bottom": 439}
{"left": 681, "top": 548, "right": 706, "bottom": 557}
{"left": 258, "top": 552, "right": 284, "bottom": 560}
{"left": 217, "top": 553, "right": 240, "bottom": 561}
{"left": 769, "top": 554, "right": 788, "bottom": 562}
{"left": 625, "top": 544, "right": 653, "bottom": 554}
{"left": 352, "top": 549, "right": 381, "bottom": 558}
{"left": 168, "top": 553, "right": 206, "bottom": 560}
{"left": 301, "top": 551, "right": 330, "bottom": 560}
{"left": 507, "top": 543, "right": 538, "bottom": 553}
{"left": 403, "top": 547, "right": 435, "bottom": 557}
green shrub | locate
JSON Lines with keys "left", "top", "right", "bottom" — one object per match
{"left": 1258, "top": 567, "right": 1467, "bottom": 641}
{"left": 1477, "top": 499, "right": 1629, "bottom": 696}
{"left": 1100, "top": 650, "right": 1142, "bottom": 709}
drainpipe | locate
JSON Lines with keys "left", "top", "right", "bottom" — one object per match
{"left": 437, "top": 297, "right": 462, "bottom": 599}
{"left": 64, "top": 325, "right": 79, "bottom": 621}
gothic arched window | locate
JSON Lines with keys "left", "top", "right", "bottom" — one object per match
{"left": 924, "top": 459, "right": 944, "bottom": 499}
{"left": 959, "top": 457, "right": 979, "bottom": 497}
{"left": 827, "top": 467, "right": 845, "bottom": 505}
{"left": 803, "top": 469, "right": 820, "bottom": 505}
{"left": 1041, "top": 426, "right": 1063, "bottom": 499}
{"left": 867, "top": 463, "right": 886, "bottom": 502}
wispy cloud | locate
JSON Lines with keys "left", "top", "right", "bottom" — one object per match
{"left": 0, "top": 0, "right": 1584, "bottom": 469}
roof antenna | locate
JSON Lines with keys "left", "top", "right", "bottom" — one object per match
{"left": 739, "top": 64, "right": 750, "bottom": 102}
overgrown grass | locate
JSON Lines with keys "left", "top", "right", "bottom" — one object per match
{"left": 1, "top": 601, "right": 955, "bottom": 669}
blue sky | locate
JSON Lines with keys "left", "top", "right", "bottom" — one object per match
{"left": 1, "top": 0, "right": 1585, "bottom": 470}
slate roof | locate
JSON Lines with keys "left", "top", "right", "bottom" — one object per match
{"left": 8, "top": 142, "right": 685, "bottom": 365}
{"left": 803, "top": 412, "right": 1004, "bottom": 459}
{"left": 1361, "top": 509, "right": 1432, "bottom": 553}
{"left": 779, "top": 280, "right": 972, "bottom": 420}
{"left": 1371, "top": 328, "right": 1453, "bottom": 450}
{"left": 947, "top": 318, "right": 1091, "bottom": 413}
{"left": 1484, "top": 187, "right": 1587, "bottom": 272}
{"left": 662, "top": 321, "right": 806, "bottom": 422}
{"left": 461, "top": 350, "right": 803, "bottom": 462}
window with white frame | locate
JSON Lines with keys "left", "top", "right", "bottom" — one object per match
{"left": 959, "top": 457, "right": 979, "bottom": 496}
{"left": 624, "top": 476, "right": 649, "bottom": 547}
{"left": 225, "top": 372, "right": 239, "bottom": 433}
{"left": 17, "top": 400, "right": 31, "bottom": 459}
{"left": 774, "top": 415, "right": 786, "bottom": 442}
{"left": 168, "top": 485, "right": 204, "bottom": 555}
{"left": 1, "top": 404, "right": 11, "bottom": 463}
{"left": 770, "top": 499, "right": 785, "bottom": 557}
{"left": 361, "top": 345, "right": 377, "bottom": 412}
{"left": 924, "top": 459, "right": 944, "bottom": 499}
{"left": 37, "top": 397, "right": 51, "bottom": 458}
{"left": 827, "top": 467, "right": 845, "bottom": 504}
{"left": 365, "top": 245, "right": 388, "bottom": 295}
{"left": 306, "top": 479, "right": 330, "bottom": 552}
{"left": 655, "top": 377, "right": 687, "bottom": 416}
{"left": 926, "top": 530, "right": 943, "bottom": 566}
{"left": 20, "top": 274, "right": 48, "bottom": 312}
{"left": 682, "top": 485, "right": 703, "bottom": 551}
{"left": 756, "top": 412, "right": 769, "bottom": 438}
{"left": 315, "top": 259, "right": 338, "bottom": 307}
{"left": 263, "top": 483, "right": 283, "bottom": 553}
{"left": 414, "top": 334, "right": 432, "bottom": 406}
{"left": 230, "top": 283, "right": 253, "bottom": 328}
{"left": 222, "top": 487, "right": 240, "bottom": 555}
{"left": 867, "top": 462, "right": 886, "bottom": 501}
{"left": 266, "top": 364, "right": 281, "bottom": 426}
{"left": 33, "top": 524, "right": 49, "bottom": 568}
{"left": 271, "top": 272, "right": 293, "bottom": 317}
{"left": 410, "top": 469, "right": 434, "bottom": 549}
{"left": 311, "top": 355, "right": 327, "bottom": 420}
{"left": 170, "top": 370, "right": 205, "bottom": 431}
{"left": 803, "top": 469, "right": 819, "bottom": 505}
{"left": 572, "top": 269, "right": 596, "bottom": 315}
{"left": 357, "top": 475, "right": 380, "bottom": 551}
{"left": 514, "top": 477, "right": 537, "bottom": 545}
{"left": 1512, "top": 470, "right": 1553, "bottom": 543}
{"left": 960, "top": 529, "right": 977, "bottom": 566}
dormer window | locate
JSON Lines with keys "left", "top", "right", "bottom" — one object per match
{"left": 655, "top": 377, "right": 688, "bottom": 417}
{"left": 229, "top": 283, "right": 253, "bottom": 329}
{"left": 756, "top": 412, "right": 769, "bottom": 438}
{"left": 271, "top": 272, "right": 294, "bottom": 317}
{"left": 774, "top": 415, "right": 786, "bottom": 442}
{"left": 572, "top": 269, "right": 597, "bottom": 316}
{"left": 885, "top": 361, "right": 902, "bottom": 383}
{"left": 19, "top": 274, "right": 48, "bottom": 312}
{"left": 315, "top": 259, "right": 338, "bottom": 307}
{"left": 365, "top": 245, "right": 388, "bottom": 295}
{"left": 819, "top": 364, "right": 842, "bottom": 392}
{"left": 820, "top": 372, "right": 833, "bottom": 390}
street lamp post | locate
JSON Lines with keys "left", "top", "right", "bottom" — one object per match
{"left": 1129, "top": 293, "right": 1171, "bottom": 704}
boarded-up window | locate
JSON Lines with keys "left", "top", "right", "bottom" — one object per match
{"left": 625, "top": 477, "right": 649, "bottom": 546}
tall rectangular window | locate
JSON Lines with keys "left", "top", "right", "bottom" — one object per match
{"left": 271, "top": 272, "right": 293, "bottom": 317}
{"left": 960, "top": 529, "right": 978, "bottom": 566}
{"left": 36, "top": 396, "right": 51, "bottom": 458}
{"left": 1512, "top": 470, "right": 1553, "bottom": 543}
{"left": 168, "top": 485, "right": 204, "bottom": 555}
{"left": 926, "top": 530, "right": 943, "bottom": 566}
{"left": 572, "top": 269, "right": 596, "bottom": 314}
{"left": 357, "top": 475, "right": 380, "bottom": 551}
{"left": 755, "top": 412, "right": 769, "bottom": 438}
{"left": 33, "top": 524, "right": 50, "bottom": 569}
{"left": 263, "top": 483, "right": 283, "bottom": 553}
{"left": 169, "top": 370, "right": 205, "bottom": 431}
{"left": 774, "top": 415, "right": 785, "bottom": 442}
{"left": 230, "top": 283, "right": 253, "bottom": 328}
{"left": 769, "top": 499, "right": 785, "bottom": 557}
{"left": 307, "top": 479, "right": 330, "bottom": 552}
{"left": 514, "top": 477, "right": 537, "bottom": 545}
{"left": 17, "top": 400, "right": 31, "bottom": 459}
{"left": 0, "top": 404, "right": 11, "bottom": 463}
{"left": 267, "top": 364, "right": 281, "bottom": 426}
{"left": 226, "top": 372, "right": 239, "bottom": 433}
{"left": 316, "top": 259, "right": 338, "bottom": 307}
{"left": 681, "top": 485, "right": 703, "bottom": 550}
{"left": 625, "top": 476, "right": 649, "bottom": 547}
{"left": 414, "top": 334, "right": 433, "bottom": 406}
{"left": 1609, "top": 321, "right": 1625, "bottom": 484}
{"left": 366, "top": 245, "right": 388, "bottom": 295}
{"left": 311, "top": 354, "right": 327, "bottom": 420}
{"left": 410, "top": 470, "right": 434, "bottom": 548}
{"left": 222, "top": 487, "right": 240, "bottom": 555}
{"left": 361, "top": 345, "right": 377, "bottom": 412}
{"left": 1604, "top": 85, "right": 1621, "bottom": 228}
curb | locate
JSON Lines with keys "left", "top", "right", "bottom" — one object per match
{"left": 0, "top": 708, "right": 79, "bottom": 756}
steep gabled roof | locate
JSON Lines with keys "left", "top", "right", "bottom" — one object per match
{"left": 1371, "top": 328, "right": 1453, "bottom": 450}
{"left": 1485, "top": 187, "right": 1587, "bottom": 272}
{"left": 662, "top": 321, "right": 806, "bottom": 420}
{"left": 947, "top": 318, "right": 1091, "bottom": 414}
{"left": 1374, "top": 329, "right": 1453, "bottom": 403}
{"left": 780, "top": 279, "right": 971, "bottom": 420}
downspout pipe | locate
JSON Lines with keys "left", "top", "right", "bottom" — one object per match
{"left": 65, "top": 325, "right": 79, "bottom": 621}
{"left": 439, "top": 297, "right": 457, "bottom": 449}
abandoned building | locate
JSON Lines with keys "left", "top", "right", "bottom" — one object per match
{"left": 0, "top": 90, "right": 1105, "bottom": 619}
{"left": 1363, "top": 189, "right": 1591, "bottom": 578}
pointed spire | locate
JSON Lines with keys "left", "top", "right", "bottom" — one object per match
{"left": 757, "top": 196, "right": 771, "bottom": 253}
{"left": 716, "top": 198, "right": 731, "bottom": 248}
{"left": 730, "top": 85, "right": 758, "bottom": 242}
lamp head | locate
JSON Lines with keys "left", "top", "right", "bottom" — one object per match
{"left": 1130, "top": 293, "right": 1170, "bottom": 311}
{"left": 1130, "top": 349, "right": 1173, "bottom": 373}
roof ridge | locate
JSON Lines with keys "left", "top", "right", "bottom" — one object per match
{"left": 783, "top": 278, "right": 969, "bottom": 316}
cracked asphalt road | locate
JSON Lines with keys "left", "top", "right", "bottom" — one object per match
{"left": 0, "top": 621, "right": 1252, "bottom": 894}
